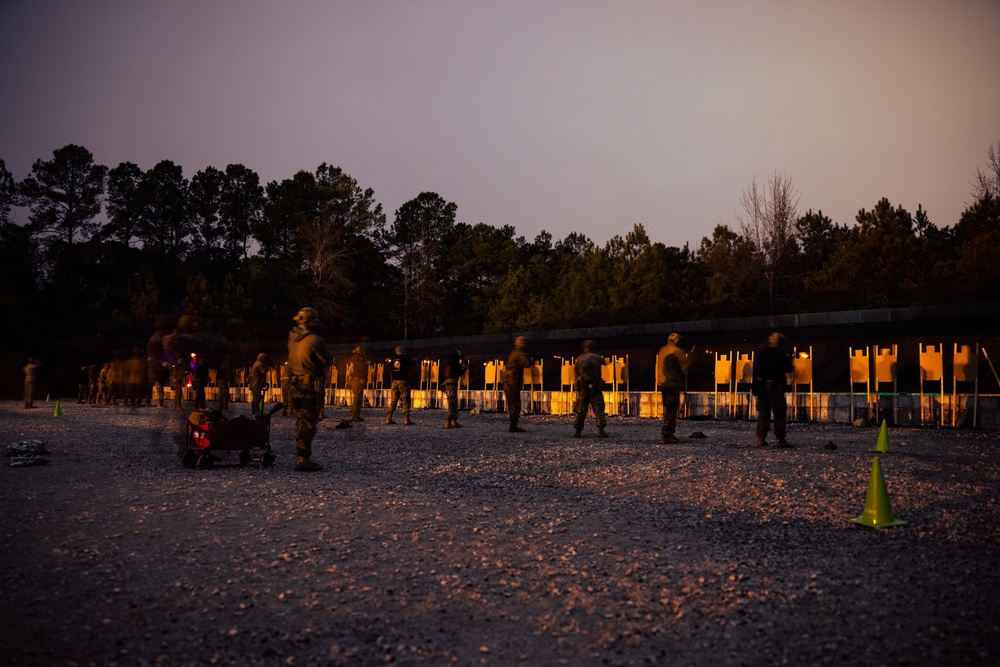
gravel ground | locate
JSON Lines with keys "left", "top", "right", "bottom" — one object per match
{"left": 1, "top": 399, "right": 998, "bottom": 667}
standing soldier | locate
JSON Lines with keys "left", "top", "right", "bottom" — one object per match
{"left": 192, "top": 357, "right": 209, "bottom": 410}
{"left": 170, "top": 360, "right": 186, "bottom": 410}
{"left": 385, "top": 346, "right": 415, "bottom": 425}
{"left": 217, "top": 355, "right": 235, "bottom": 415}
{"left": 442, "top": 349, "right": 467, "bottom": 429}
{"left": 77, "top": 365, "right": 89, "bottom": 403}
{"left": 249, "top": 353, "right": 270, "bottom": 417}
{"left": 279, "top": 361, "right": 292, "bottom": 416}
{"left": 287, "top": 307, "right": 333, "bottom": 472}
{"left": 348, "top": 346, "right": 369, "bottom": 422}
{"left": 753, "top": 332, "right": 794, "bottom": 447}
{"left": 573, "top": 340, "right": 607, "bottom": 438}
{"left": 153, "top": 362, "right": 170, "bottom": 408}
{"left": 656, "top": 333, "right": 689, "bottom": 444}
{"left": 87, "top": 364, "right": 99, "bottom": 404}
{"left": 97, "top": 362, "right": 111, "bottom": 405}
{"left": 503, "top": 336, "right": 531, "bottom": 433}
{"left": 23, "top": 357, "right": 41, "bottom": 409}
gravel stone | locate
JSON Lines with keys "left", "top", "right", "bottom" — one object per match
{"left": 1, "top": 401, "right": 998, "bottom": 666}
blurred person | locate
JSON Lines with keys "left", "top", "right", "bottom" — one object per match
{"left": 287, "top": 307, "right": 333, "bottom": 472}
{"left": 23, "top": 357, "right": 41, "bottom": 409}
{"left": 87, "top": 364, "right": 99, "bottom": 404}
{"left": 656, "top": 333, "right": 689, "bottom": 444}
{"left": 348, "top": 346, "right": 370, "bottom": 422}
{"left": 97, "top": 362, "right": 111, "bottom": 405}
{"left": 192, "top": 357, "right": 209, "bottom": 410}
{"left": 385, "top": 346, "right": 414, "bottom": 425}
{"left": 279, "top": 361, "right": 291, "bottom": 416}
{"left": 217, "top": 355, "right": 235, "bottom": 414}
{"left": 503, "top": 336, "right": 532, "bottom": 433}
{"left": 77, "top": 365, "right": 89, "bottom": 403}
{"left": 153, "top": 362, "right": 170, "bottom": 408}
{"left": 753, "top": 332, "right": 794, "bottom": 447}
{"left": 170, "top": 360, "right": 186, "bottom": 410}
{"left": 442, "top": 349, "right": 467, "bottom": 429}
{"left": 249, "top": 353, "right": 270, "bottom": 417}
{"left": 573, "top": 340, "right": 607, "bottom": 438}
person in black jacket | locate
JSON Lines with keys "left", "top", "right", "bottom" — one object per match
{"left": 386, "top": 346, "right": 415, "bottom": 425}
{"left": 754, "top": 332, "right": 794, "bottom": 447}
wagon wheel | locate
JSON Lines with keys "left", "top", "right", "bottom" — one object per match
{"left": 182, "top": 450, "right": 197, "bottom": 468}
{"left": 239, "top": 449, "right": 251, "bottom": 466}
{"left": 197, "top": 454, "right": 214, "bottom": 470}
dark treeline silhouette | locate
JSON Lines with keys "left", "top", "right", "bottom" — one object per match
{"left": 1, "top": 141, "right": 998, "bottom": 365}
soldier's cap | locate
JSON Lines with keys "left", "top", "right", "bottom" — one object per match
{"left": 294, "top": 307, "right": 320, "bottom": 325}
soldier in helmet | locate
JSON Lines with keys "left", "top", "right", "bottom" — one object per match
{"left": 385, "top": 345, "right": 415, "bottom": 425}
{"left": 656, "top": 332, "right": 689, "bottom": 444}
{"left": 573, "top": 340, "right": 607, "bottom": 438}
{"left": 287, "top": 307, "right": 333, "bottom": 472}
{"left": 503, "top": 336, "right": 532, "bottom": 432}
{"left": 348, "top": 346, "right": 370, "bottom": 422}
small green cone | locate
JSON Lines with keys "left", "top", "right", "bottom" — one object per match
{"left": 850, "top": 456, "right": 908, "bottom": 529}
{"left": 53, "top": 400, "right": 63, "bottom": 418}
{"left": 46, "top": 393, "right": 51, "bottom": 402}
{"left": 870, "top": 419, "right": 890, "bottom": 453}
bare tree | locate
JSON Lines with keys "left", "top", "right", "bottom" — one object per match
{"left": 972, "top": 139, "right": 1000, "bottom": 201}
{"left": 737, "top": 172, "right": 800, "bottom": 314}
{"left": 297, "top": 213, "right": 354, "bottom": 319}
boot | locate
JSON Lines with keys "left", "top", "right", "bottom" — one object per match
{"left": 452, "top": 421, "right": 463, "bottom": 428}
{"left": 574, "top": 429, "right": 582, "bottom": 438}
{"left": 597, "top": 426, "right": 607, "bottom": 438}
{"left": 444, "top": 419, "right": 454, "bottom": 429}
{"left": 295, "top": 456, "right": 323, "bottom": 472}
{"left": 509, "top": 424, "right": 525, "bottom": 433}
{"left": 386, "top": 413, "right": 395, "bottom": 425}
{"left": 404, "top": 414, "right": 413, "bottom": 425}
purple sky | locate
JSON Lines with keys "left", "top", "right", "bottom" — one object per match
{"left": 2, "top": 1, "right": 998, "bottom": 248}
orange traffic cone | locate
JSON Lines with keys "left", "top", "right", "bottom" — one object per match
{"left": 870, "top": 419, "right": 890, "bottom": 453}
{"left": 849, "top": 456, "right": 908, "bottom": 529}
{"left": 53, "top": 400, "right": 63, "bottom": 418}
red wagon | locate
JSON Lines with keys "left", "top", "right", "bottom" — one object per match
{"left": 183, "top": 404, "right": 282, "bottom": 469}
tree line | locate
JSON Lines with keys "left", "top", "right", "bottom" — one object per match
{"left": 1, "top": 141, "right": 998, "bottom": 354}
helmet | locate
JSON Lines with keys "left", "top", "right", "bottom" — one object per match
{"left": 582, "top": 339, "right": 596, "bottom": 352}
{"left": 294, "top": 307, "right": 320, "bottom": 326}
{"left": 353, "top": 346, "right": 364, "bottom": 355}
{"left": 257, "top": 352, "right": 269, "bottom": 361}
{"left": 395, "top": 345, "right": 406, "bottom": 355}
{"left": 668, "top": 332, "right": 682, "bottom": 345}
{"left": 514, "top": 336, "right": 527, "bottom": 348}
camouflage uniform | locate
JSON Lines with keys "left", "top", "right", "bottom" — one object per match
{"left": 386, "top": 348, "right": 414, "bottom": 425}
{"left": 347, "top": 348, "right": 369, "bottom": 422}
{"left": 573, "top": 342, "right": 607, "bottom": 437}
{"left": 656, "top": 334, "right": 689, "bottom": 443}
{"left": 249, "top": 354, "right": 269, "bottom": 416}
{"left": 170, "top": 361, "right": 186, "bottom": 410}
{"left": 503, "top": 338, "right": 531, "bottom": 432}
{"left": 288, "top": 308, "right": 333, "bottom": 471}
{"left": 442, "top": 350, "right": 466, "bottom": 428}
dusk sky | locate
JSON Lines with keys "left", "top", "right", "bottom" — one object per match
{"left": 2, "top": 1, "right": 998, "bottom": 248}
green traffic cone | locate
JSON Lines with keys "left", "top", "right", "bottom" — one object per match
{"left": 870, "top": 419, "right": 890, "bottom": 453}
{"left": 53, "top": 400, "right": 63, "bottom": 417}
{"left": 46, "top": 393, "right": 51, "bottom": 402}
{"left": 849, "top": 456, "right": 908, "bottom": 529}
